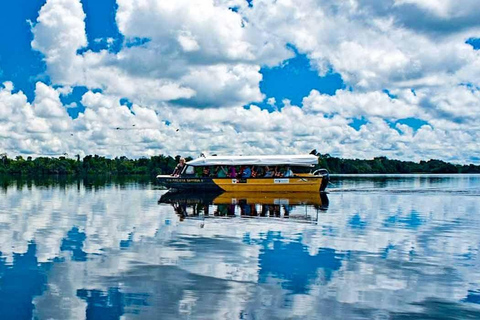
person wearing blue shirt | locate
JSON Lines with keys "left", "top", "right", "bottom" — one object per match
{"left": 264, "top": 166, "right": 274, "bottom": 177}
{"left": 284, "top": 166, "right": 294, "bottom": 177}
{"left": 242, "top": 166, "right": 252, "bottom": 178}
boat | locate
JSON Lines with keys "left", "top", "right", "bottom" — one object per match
{"left": 156, "top": 154, "right": 329, "bottom": 192}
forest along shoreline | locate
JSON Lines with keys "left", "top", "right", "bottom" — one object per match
{"left": 1, "top": 154, "right": 480, "bottom": 177}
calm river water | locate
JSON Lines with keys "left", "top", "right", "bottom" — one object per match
{"left": 1, "top": 175, "right": 480, "bottom": 319}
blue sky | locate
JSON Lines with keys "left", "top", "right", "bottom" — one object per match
{"left": 0, "top": 0, "right": 47, "bottom": 101}
{"left": 80, "top": 0, "right": 123, "bottom": 53}
{"left": 1, "top": 0, "right": 480, "bottom": 162}
{"left": 259, "top": 50, "right": 345, "bottom": 108}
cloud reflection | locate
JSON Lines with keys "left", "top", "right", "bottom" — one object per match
{"left": 0, "top": 176, "right": 479, "bottom": 319}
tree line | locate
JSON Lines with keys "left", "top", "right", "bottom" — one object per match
{"left": 0, "top": 154, "right": 192, "bottom": 176}
{"left": 0, "top": 154, "right": 479, "bottom": 176}
{"left": 318, "top": 155, "right": 480, "bottom": 174}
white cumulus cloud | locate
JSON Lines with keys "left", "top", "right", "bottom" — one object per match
{"left": 1, "top": 0, "right": 479, "bottom": 162}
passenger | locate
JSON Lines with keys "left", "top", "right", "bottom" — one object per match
{"left": 172, "top": 157, "right": 185, "bottom": 176}
{"left": 229, "top": 166, "right": 237, "bottom": 178}
{"left": 202, "top": 167, "right": 210, "bottom": 177}
{"left": 264, "top": 166, "right": 274, "bottom": 177}
{"left": 251, "top": 166, "right": 257, "bottom": 178}
{"left": 242, "top": 166, "right": 252, "bottom": 178}
{"left": 238, "top": 166, "right": 245, "bottom": 178}
{"left": 253, "top": 166, "right": 263, "bottom": 177}
{"left": 284, "top": 166, "right": 294, "bottom": 177}
{"left": 216, "top": 166, "right": 228, "bottom": 178}
{"left": 274, "top": 166, "right": 282, "bottom": 177}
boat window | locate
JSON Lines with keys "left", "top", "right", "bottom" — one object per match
{"left": 184, "top": 165, "right": 194, "bottom": 175}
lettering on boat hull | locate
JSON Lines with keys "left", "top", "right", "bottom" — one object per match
{"left": 165, "top": 178, "right": 203, "bottom": 183}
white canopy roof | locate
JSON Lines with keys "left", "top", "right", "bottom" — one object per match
{"left": 186, "top": 155, "right": 318, "bottom": 167}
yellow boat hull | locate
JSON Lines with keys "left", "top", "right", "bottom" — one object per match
{"left": 212, "top": 177, "right": 323, "bottom": 192}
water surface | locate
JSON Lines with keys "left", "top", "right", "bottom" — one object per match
{"left": 1, "top": 175, "right": 480, "bottom": 319}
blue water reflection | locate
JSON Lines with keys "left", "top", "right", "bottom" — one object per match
{"left": 77, "top": 288, "right": 149, "bottom": 319}
{"left": 0, "top": 175, "right": 480, "bottom": 319}
{"left": 61, "top": 227, "right": 87, "bottom": 262}
{"left": 0, "top": 243, "right": 50, "bottom": 320}
{"left": 257, "top": 232, "right": 344, "bottom": 294}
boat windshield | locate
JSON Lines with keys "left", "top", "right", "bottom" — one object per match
{"left": 183, "top": 165, "right": 194, "bottom": 175}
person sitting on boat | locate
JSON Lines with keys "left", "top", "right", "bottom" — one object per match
{"left": 274, "top": 166, "right": 283, "bottom": 177}
{"left": 216, "top": 166, "right": 228, "bottom": 178}
{"left": 264, "top": 166, "right": 274, "bottom": 177}
{"left": 242, "top": 166, "right": 252, "bottom": 178}
{"left": 254, "top": 166, "right": 263, "bottom": 177}
{"left": 202, "top": 167, "right": 211, "bottom": 177}
{"left": 284, "top": 166, "right": 294, "bottom": 177}
{"left": 229, "top": 166, "right": 237, "bottom": 178}
{"left": 238, "top": 166, "right": 245, "bottom": 178}
{"left": 251, "top": 166, "right": 258, "bottom": 178}
{"left": 171, "top": 157, "right": 185, "bottom": 176}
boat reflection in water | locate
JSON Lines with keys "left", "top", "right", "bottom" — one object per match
{"left": 158, "top": 190, "right": 329, "bottom": 223}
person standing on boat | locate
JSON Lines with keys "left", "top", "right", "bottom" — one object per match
{"left": 172, "top": 157, "right": 185, "bottom": 176}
